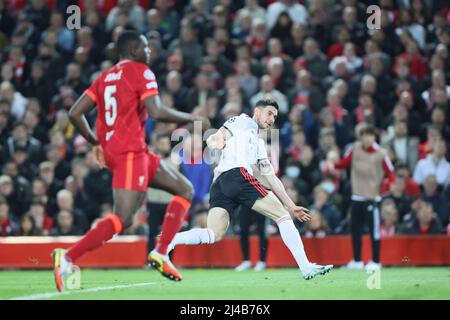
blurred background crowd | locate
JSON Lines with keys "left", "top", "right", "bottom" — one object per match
{"left": 0, "top": 0, "right": 449, "bottom": 240}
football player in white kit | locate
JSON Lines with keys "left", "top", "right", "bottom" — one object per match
{"left": 168, "top": 99, "right": 333, "bottom": 280}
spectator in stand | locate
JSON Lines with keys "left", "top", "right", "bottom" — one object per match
{"left": 421, "top": 174, "right": 450, "bottom": 226}
{"left": 270, "top": 11, "right": 293, "bottom": 45}
{"left": 6, "top": 121, "right": 42, "bottom": 164}
{"left": 38, "top": 161, "right": 64, "bottom": 217}
{"left": 50, "top": 209, "right": 82, "bottom": 236}
{"left": 329, "top": 42, "right": 363, "bottom": 75}
{"left": 395, "top": 9, "right": 426, "bottom": 50}
{"left": 413, "top": 139, "right": 450, "bottom": 188}
{"left": 168, "top": 20, "right": 203, "bottom": 70}
{"left": 13, "top": 212, "right": 43, "bottom": 236}
{"left": 234, "top": 0, "right": 266, "bottom": 33}
{"left": 0, "top": 195, "right": 15, "bottom": 236}
{"left": 186, "top": 71, "right": 216, "bottom": 113}
{"left": 380, "top": 198, "right": 399, "bottom": 237}
{"left": 427, "top": 106, "right": 450, "bottom": 143}
{"left": 287, "top": 69, "right": 325, "bottom": 115}
{"left": 106, "top": 0, "right": 145, "bottom": 32}
{"left": 382, "top": 119, "right": 418, "bottom": 171}
{"left": 246, "top": 18, "right": 268, "bottom": 59}
{"left": 266, "top": 0, "right": 308, "bottom": 31}
{"left": 56, "top": 189, "right": 87, "bottom": 232}
{"left": 380, "top": 164, "right": 421, "bottom": 198}
{"left": 299, "top": 38, "right": 328, "bottom": 87}
{"left": 283, "top": 22, "right": 307, "bottom": 59}
{"left": 302, "top": 209, "right": 329, "bottom": 238}
{"left": 265, "top": 56, "right": 293, "bottom": 96}
{"left": 417, "top": 124, "right": 443, "bottom": 160}
{"left": 310, "top": 184, "right": 342, "bottom": 231}
{"left": 250, "top": 75, "right": 289, "bottom": 115}
{"left": 2, "top": 160, "right": 33, "bottom": 210}
{"left": 23, "top": 106, "right": 48, "bottom": 144}
{"left": 28, "top": 198, "right": 53, "bottom": 236}
{"left": 180, "top": 133, "right": 212, "bottom": 213}
{"left": 236, "top": 59, "right": 259, "bottom": 101}
{"left": 399, "top": 201, "right": 444, "bottom": 235}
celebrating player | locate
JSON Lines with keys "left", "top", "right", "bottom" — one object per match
{"left": 168, "top": 99, "right": 333, "bottom": 280}
{"left": 51, "top": 30, "right": 208, "bottom": 291}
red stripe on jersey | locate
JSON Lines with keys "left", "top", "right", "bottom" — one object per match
{"left": 84, "top": 89, "right": 98, "bottom": 104}
{"left": 140, "top": 89, "right": 159, "bottom": 101}
{"left": 240, "top": 167, "right": 268, "bottom": 197}
{"left": 125, "top": 152, "right": 134, "bottom": 190}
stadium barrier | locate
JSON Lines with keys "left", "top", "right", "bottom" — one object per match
{"left": 0, "top": 235, "right": 449, "bottom": 269}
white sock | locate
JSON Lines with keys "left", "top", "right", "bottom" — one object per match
{"left": 171, "top": 228, "right": 215, "bottom": 246}
{"left": 277, "top": 216, "right": 310, "bottom": 272}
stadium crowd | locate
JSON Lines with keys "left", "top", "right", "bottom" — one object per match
{"left": 0, "top": 0, "right": 449, "bottom": 239}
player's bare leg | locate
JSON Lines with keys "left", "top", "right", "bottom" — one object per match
{"left": 147, "top": 161, "right": 194, "bottom": 281}
{"left": 251, "top": 192, "right": 333, "bottom": 280}
{"left": 168, "top": 207, "right": 230, "bottom": 251}
{"left": 52, "top": 189, "right": 145, "bottom": 291}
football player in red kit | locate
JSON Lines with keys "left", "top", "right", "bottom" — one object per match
{"left": 51, "top": 31, "right": 208, "bottom": 291}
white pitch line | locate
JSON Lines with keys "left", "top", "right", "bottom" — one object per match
{"left": 9, "top": 282, "right": 159, "bottom": 300}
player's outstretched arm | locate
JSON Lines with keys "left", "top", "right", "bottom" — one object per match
{"left": 258, "top": 159, "right": 311, "bottom": 222}
{"left": 69, "top": 93, "right": 99, "bottom": 146}
{"left": 144, "top": 95, "right": 208, "bottom": 126}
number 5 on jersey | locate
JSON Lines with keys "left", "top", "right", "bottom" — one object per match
{"left": 104, "top": 85, "right": 117, "bottom": 141}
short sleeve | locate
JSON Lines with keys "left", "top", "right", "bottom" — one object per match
{"left": 136, "top": 65, "right": 159, "bottom": 101}
{"left": 257, "top": 138, "right": 268, "bottom": 160}
{"left": 223, "top": 116, "right": 241, "bottom": 135}
{"left": 84, "top": 76, "right": 100, "bottom": 104}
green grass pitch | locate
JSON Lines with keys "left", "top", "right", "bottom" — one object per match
{"left": 1, "top": 267, "right": 449, "bottom": 300}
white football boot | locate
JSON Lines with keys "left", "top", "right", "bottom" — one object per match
{"left": 302, "top": 263, "right": 333, "bottom": 280}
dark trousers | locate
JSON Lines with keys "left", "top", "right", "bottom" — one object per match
{"left": 147, "top": 203, "right": 168, "bottom": 253}
{"left": 238, "top": 205, "right": 268, "bottom": 262}
{"left": 350, "top": 199, "right": 381, "bottom": 263}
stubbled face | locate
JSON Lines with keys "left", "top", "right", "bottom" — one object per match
{"left": 255, "top": 106, "right": 278, "bottom": 129}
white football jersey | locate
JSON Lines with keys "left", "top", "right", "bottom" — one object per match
{"left": 216, "top": 113, "right": 268, "bottom": 176}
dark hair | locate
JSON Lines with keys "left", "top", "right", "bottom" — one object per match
{"left": 396, "top": 163, "right": 410, "bottom": 172}
{"left": 359, "top": 124, "right": 376, "bottom": 136}
{"left": 427, "top": 123, "right": 441, "bottom": 133}
{"left": 13, "top": 121, "right": 26, "bottom": 129}
{"left": 255, "top": 99, "right": 279, "bottom": 110}
{"left": 0, "top": 99, "right": 11, "bottom": 106}
{"left": 116, "top": 30, "right": 142, "bottom": 58}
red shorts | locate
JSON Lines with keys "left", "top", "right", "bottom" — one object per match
{"left": 104, "top": 149, "right": 161, "bottom": 192}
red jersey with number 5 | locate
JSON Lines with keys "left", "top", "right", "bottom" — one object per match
{"left": 84, "top": 59, "right": 159, "bottom": 156}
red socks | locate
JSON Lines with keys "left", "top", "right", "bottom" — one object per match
{"left": 66, "top": 214, "right": 123, "bottom": 263}
{"left": 65, "top": 195, "right": 190, "bottom": 262}
{"left": 156, "top": 195, "right": 191, "bottom": 255}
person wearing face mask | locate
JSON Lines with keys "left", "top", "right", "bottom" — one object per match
{"left": 327, "top": 124, "right": 395, "bottom": 270}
